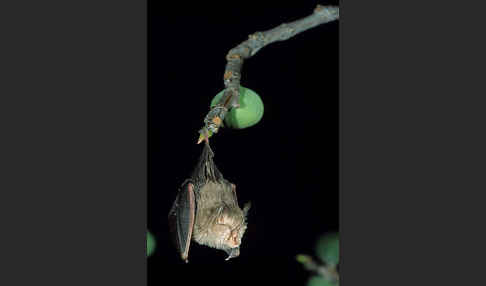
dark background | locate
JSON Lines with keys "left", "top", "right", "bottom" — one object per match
{"left": 149, "top": 1, "right": 338, "bottom": 285}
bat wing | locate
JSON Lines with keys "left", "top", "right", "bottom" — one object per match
{"left": 168, "top": 182, "right": 196, "bottom": 263}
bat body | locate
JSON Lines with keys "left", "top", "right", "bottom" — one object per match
{"left": 169, "top": 143, "right": 250, "bottom": 262}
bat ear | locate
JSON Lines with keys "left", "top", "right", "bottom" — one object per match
{"left": 231, "top": 184, "right": 251, "bottom": 217}
{"left": 168, "top": 182, "right": 196, "bottom": 263}
{"left": 243, "top": 202, "right": 251, "bottom": 217}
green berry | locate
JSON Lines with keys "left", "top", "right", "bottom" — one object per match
{"left": 210, "top": 86, "right": 264, "bottom": 129}
{"left": 147, "top": 231, "right": 156, "bottom": 257}
{"left": 315, "top": 233, "right": 339, "bottom": 266}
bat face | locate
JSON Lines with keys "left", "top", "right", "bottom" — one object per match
{"left": 168, "top": 143, "right": 250, "bottom": 262}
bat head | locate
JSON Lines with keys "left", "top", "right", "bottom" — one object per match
{"left": 193, "top": 201, "right": 251, "bottom": 260}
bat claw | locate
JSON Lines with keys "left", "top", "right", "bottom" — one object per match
{"left": 197, "top": 134, "right": 210, "bottom": 145}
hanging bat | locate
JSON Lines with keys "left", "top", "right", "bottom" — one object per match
{"left": 168, "top": 142, "right": 251, "bottom": 263}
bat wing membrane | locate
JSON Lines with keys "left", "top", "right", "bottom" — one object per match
{"left": 168, "top": 182, "right": 196, "bottom": 263}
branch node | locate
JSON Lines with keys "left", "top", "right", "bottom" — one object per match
{"left": 226, "top": 53, "right": 242, "bottom": 61}
{"left": 314, "top": 4, "right": 325, "bottom": 13}
{"left": 223, "top": 71, "right": 233, "bottom": 80}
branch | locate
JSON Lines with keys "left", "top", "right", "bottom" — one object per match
{"left": 197, "top": 4, "right": 339, "bottom": 143}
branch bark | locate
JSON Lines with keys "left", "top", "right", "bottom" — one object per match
{"left": 198, "top": 5, "right": 339, "bottom": 143}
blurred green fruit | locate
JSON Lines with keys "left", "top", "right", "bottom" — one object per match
{"left": 315, "top": 232, "right": 339, "bottom": 266}
{"left": 307, "top": 276, "right": 337, "bottom": 286}
{"left": 210, "top": 86, "right": 264, "bottom": 129}
{"left": 147, "top": 231, "right": 156, "bottom": 257}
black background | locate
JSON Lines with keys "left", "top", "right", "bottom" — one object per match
{"left": 148, "top": 1, "right": 338, "bottom": 285}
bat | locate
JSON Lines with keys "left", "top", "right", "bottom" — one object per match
{"left": 168, "top": 142, "right": 251, "bottom": 263}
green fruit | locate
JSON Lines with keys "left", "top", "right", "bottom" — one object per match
{"left": 315, "top": 233, "right": 339, "bottom": 266}
{"left": 307, "top": 276, "right": 337, "bottom": 286}
{"left": 147, "top": 231, "right": 156, "bottom": 257}
{"left": 210, "top": 86, "right": 264, "bottom": 129}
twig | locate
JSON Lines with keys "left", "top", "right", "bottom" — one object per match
{"left": 197, "top": 4, "right": 339, "bottom": 143}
